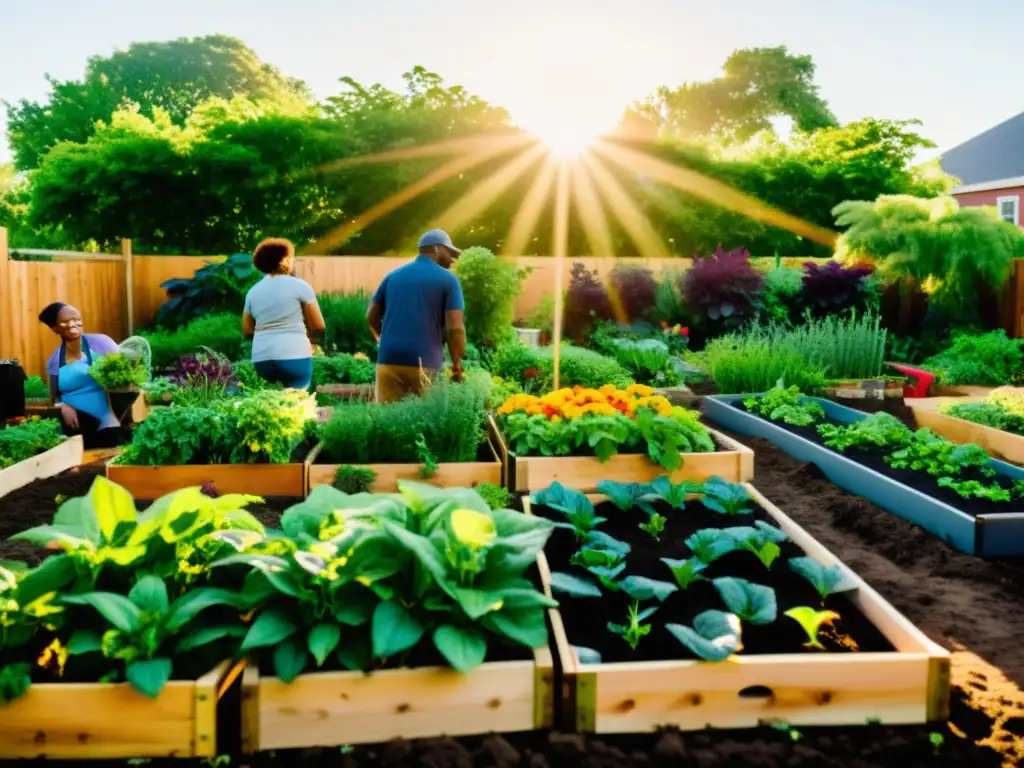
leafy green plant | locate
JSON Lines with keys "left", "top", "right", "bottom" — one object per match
{"left": 700, "top": 334, "right": 827, "bottom": 395}
{"left": 415, "top": 434, "right": 440, "bottom": 479}
{"left": 788, "top": 557, "right": 856, "bottom": 601}
{"left": 701, "top": 477, "right": 752, "bottom": 516}
{"left": 596, "top": 480, "right": 659, "bottom": 517}
{"left": 639, "top": 513, "right": 667, "bottom": 541}
{"left": 0, "top": 418, "right": 64, "bottom": 470}
{"left": 607, "top": 339, "right": 680, "bottom": 387}
{"left": 685, "top": 529, "right": 737, "bottom": 564}
{"left": 618, "top": 575, "right": 678, "bottom": 603}
{"left": 924, "top": 331, "right": 1024, "bottom": 386}
{"left": 23, "top": 375, "right": 49, "bottom": 400}
{"left": 143, "top": 377, "right": 179, "bottom": 404}
{"left": 607, "top": 601, "right": 657, "bottom": 651}
{"left": 475, "top": 483, "right": 511, "bottom": 511}
{"left": 453, "top": 246, "right": 525, "bottom": 348}
{"left": 760, "top": 265, "right": 803, "bottom": 324}
{"left": 661, "top": 557, "right": 708, "bottom": 589}
{"left": 532, "top": 482, "right": 606, "bottom": 541}
{"left": 666, "top": 610, "right": 742, "bottom": 661}
{"left": 89, "top": 352, "right": 149, "bottom": 390}
{"left": 942, "top": 402, "right": 1024, "bottom": 435}
{"left": 221, "top": 483, "right": 557, "bottom": 678}
{"left": 548, "top": 572, "right": 603, "bottom": 598}
{"left": 784, "top": 606, "right": 840, "bottom": 649}
{"left": 744, "top": 385, "right": 824, "bottom": 426}
{"left": 63, "top": 575, "right": 245, "bottom": 697}
{"left": 712, "top": 577, "right": 777, "bottom": 624}
{"left": 333, "top": 465, "right": 377, "bottom": 494}
{"left": 311, "top": 355, "right": 375, "bottom": 389}
{"left": 816, "top": 412, "right": 912, "bottom": 452}
{"left": 143, "top": 313, "right": 248, "bottom": 370}
{"left": 156, "top": 253, "right": 260, "bottom": 330}
{"left": 318, "top": 290, "right": 377, "bottom": 359}
{"left": 724, "top": 523, "right": 787, "bottom": 569}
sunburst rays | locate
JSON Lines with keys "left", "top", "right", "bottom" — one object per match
{"left": 305, "top": 127, "right": 838, "bottom": 370}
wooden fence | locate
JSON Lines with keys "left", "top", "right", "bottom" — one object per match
{"left": 4, "top": 226, "right": 1024, "bottom": 378}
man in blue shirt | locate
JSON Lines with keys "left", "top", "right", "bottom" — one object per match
{"left": 367, "top": 229, "right": 467, "bottom": 403}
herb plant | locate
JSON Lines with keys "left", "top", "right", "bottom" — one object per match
{"left": 89, "top": 353, "right": 149, "bottom": 390}
{"left": 475, "top": 483, "right": 511, "bottom": 511}
{"left": 0, "top": 418, "right": 64, "bottom": 470}
{"left": 333, "top": 465, "right": 377, "bottom": 494}
{"left": 744, "top": 385, "right": 824, "bottom": 426}
{"left": 608, "top": 601, "right": 656, "bottom": 651}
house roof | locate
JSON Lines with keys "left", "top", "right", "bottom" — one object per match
{"left": 941, "top": 111, "right": 1024, "bottom": 186}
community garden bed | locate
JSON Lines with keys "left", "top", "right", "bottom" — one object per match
{"left": 0, "top": 419, "right": 82, "bottom": 499}
{"left": 528, "top": 479, "right": 948, "bottom": 734}
{"left": 105, "top": 390, "right": 317, "bottom": 499}
{"left": 907, "top": 389, "right": 1024, "bottom": 466}
{"left": 705, "top": 391, "right": 1024, "bottom": 556}
{"left": 492, "top": 385, "right": 753, "bottom": 492}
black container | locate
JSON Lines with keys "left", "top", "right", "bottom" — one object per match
{"left": 0, "top": 359, "right": 27, "bottom": 421}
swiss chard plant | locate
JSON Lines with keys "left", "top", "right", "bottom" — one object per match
{"left": 217, "top": 482, "right": 557, "bottom": 678}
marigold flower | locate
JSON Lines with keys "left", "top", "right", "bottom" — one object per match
{"left": 626, "top": 384, "right": 655, "bottom": 398}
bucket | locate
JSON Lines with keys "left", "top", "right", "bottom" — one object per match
{"left": 0, "top": 360, "right": 27, "bottom": 421}
{"left": 515, "top": 328, "right": 542, "bottom": 348}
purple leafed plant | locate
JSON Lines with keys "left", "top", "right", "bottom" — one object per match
{"left": 681, "top": 246, "right": 764, "bottom": 330}
{"left": 609, "top": 265, "right": 656, "bottom": 323}
{"left": 169, "top": 352, "right": 237, "bottom": 389}
{"left": 801, "top": 260, "right": 874, "bottom": 316}
{"left": 564, "top": 263, "right": 614, "bottom": 342}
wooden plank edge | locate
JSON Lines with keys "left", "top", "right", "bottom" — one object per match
{"left": 192, "top": 661, "right": 227, "bottom": 758}
{"left": 745, "top": 484, "right": 947, "bottom": 658}
{"left": 0, "top": 435, "right": 84, "bottom": 499}
{"left": 241, "top": 665, "right": 260, "bottom": 755}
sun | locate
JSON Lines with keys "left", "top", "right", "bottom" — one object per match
{"left": 520, "top": 111, "right": 604, "bottom": 158}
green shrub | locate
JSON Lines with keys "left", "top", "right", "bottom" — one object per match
{"left": 761, "top": 265, "right": 803, "bottom": 324}
{"left": 23, "top": 376, "right": 49, "bottom": 400}
{"left": 333, "top": 464, "right": 378, "bottom": 494}
{"left": 489, "top": 340, "right": 549, "bottom": 389}
{"left": 476, "top": 482, "right": 511, "bottom": 510}
{"left": 319, "top": 377, "right": 487, "bottom": 464}
{"left": 318, "top": 290, "right": 376, "bottom": 358}
{"left": 924, "top": 330, "right": 1024, "bottom": 386}
{"left": 156, "top": 253, "right": 260, "bottom": 330}
{"left": 702, "top": 336, "right": 827, "bottom": 394}
{"left": 143, "top": 313, "right": 246, "bottom": 370}
{"left": 311, "top": 354, "right": 375, "bottom": 389}
{"left": 523, "top": 294, "right": 557, "bottom": 336}
{"left": 453, "top": 246, "right": 525, "bottom": 348}
{"left": 0, "top": 418, "right": 64, "bottom": 469}
{"left": 535, "top": 345, "right": 632, "bottom": 389}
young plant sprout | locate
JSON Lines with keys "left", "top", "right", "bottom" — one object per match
{"left": 784, "top": 606, "right": 840, "bottom": 649}
{"left": 661, "top": 556, "right": 708, "bottom": 589}
{"left": 712, "top": 577, "right": 778, "bottom": 624}
{"left": 608, "top": 600, "right": 657, "bottom": 651}
{"left": 723, "top": 522, "right": 787, "bottom": 569}
{"left": 639, "top": 512, "right": 667, "bottom": 541}
{"left": 532, "top": 482, "right": 606, "bottom": 541}
{"left": 667, "top": 610, "right": 742, "bottom": 661}
{"left": 685, "top": 528, "right": 737, "bottom": 564}
{"left": 788, "top": 557, "right": 857, "bottom": 602}
{"left": 701, "top": 476, "right": 752, "bottom": 516}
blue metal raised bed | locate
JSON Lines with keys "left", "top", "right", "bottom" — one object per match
{"left": 703, "top": 394, "right": 1024, "bottom": 557}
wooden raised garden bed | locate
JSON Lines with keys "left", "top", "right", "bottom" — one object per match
{"left": 528, "top": 486, "right": 948, "bottom": 733}
{"left": 0, "top": 661, "right": 227, "bottom": 759}
{"left": 107, "top": 453, "right": 310, "bottom": 499}
{"left": 490, "top": 414, "right": 754, "bottom": 493}
{"left": 824, "top": 378, "right": 903, "bottom": 401}
{"left": 306, "top": 438, "right": 502, "bottom": 494}
{"left": 704, "top": 394, "right": 1024, "bottom": 557}
{"left": 240, "top": 610, "right": 558, "bottom": 751}
{"left": 0, "top": 435, "right": 83, "bottom": 499}
{"left": 908, "top": 396, "right": 1024, "bottom": 466}
{"left": 930, "top": 384, "right": 999, "bottom": 398}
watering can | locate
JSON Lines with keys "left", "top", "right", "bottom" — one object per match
{"left": 885, "top": 362, "right": 934, "bottom": 398}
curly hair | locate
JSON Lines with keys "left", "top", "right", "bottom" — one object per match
{"left": 252, "top": 238, "right": 295, "bottom": 274}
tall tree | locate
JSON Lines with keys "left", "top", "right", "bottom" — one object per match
{"left": 631, "top": 46, "right": 838, "bottom": 142}
{"left": 5, "top": 35, "right": 310, "bottom": 170}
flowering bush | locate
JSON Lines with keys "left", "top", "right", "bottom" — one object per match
{"left": 496, "top": 384, "right": 715, "bottom": 468}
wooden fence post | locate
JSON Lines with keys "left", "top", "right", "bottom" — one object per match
{"left": 0, "top": 228, "right": 8, "bottom": 360}
{"left": 122, "top": 239, "right": 134, "bottom": 336}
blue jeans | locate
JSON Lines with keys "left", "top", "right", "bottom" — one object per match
{"left": 253, "top": 358, "right": 313, "bottom": 390}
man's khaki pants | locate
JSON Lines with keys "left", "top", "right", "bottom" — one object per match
{"left": 375, "top": 364, "right": 438, "bottom": 403}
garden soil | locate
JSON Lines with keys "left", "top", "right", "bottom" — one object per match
{"left": 2, "top": 430, "right": 1024, "bottom": 766}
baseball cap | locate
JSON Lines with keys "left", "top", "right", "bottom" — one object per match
{"left": 417, "top": 228, "right": 461, "bottom": 255}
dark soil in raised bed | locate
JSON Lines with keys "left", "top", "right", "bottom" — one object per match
{"left": 536, "top": 497, "right": 891, "bottom": 661}
{"left": 731, "top": 397, "right": 1022, "bottom": 518}
{"left": 0, "top": 464, "right": 298, "bottom": 565}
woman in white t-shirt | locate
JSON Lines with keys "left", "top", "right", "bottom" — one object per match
{"left": 242, "top": 238, "right": 325, "bottom": 390}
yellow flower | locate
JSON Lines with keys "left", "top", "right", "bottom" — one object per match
{"left": 526, "top": 405, "right": 544, "bottom": 415}
{"left": 451, "top": 508, "right": 497, "bottom": 549}
{"left": 626, "top": 384, "right": 655, "bottom": 398}
{"left": 37, "top": 638, "right": 68, "bottom": 677}
{"left": 248, "top": 442, "right": 261, "bottom": 453}
{"left": 550, "top": 415, "right": 563, "bottom": 424}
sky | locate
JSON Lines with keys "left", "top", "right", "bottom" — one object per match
{"left": 3, "top": 0, "right": 1024, "bottom": 164}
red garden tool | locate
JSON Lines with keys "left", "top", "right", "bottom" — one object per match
{"left": 885, "top": 362, "right": 934, "bottom": 398}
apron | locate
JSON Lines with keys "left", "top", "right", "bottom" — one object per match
{"left": 58, "top": 338, "right": 119, "bottom": 430}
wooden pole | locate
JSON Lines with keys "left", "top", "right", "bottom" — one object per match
{"left": 0, "top": 227, "right": 9, "bottom": 362}
{"left": 551, "top": 163, "right": 571, "bottom": 390}
{"left": 122, "top": 238, "right": 134, "bottom": 336}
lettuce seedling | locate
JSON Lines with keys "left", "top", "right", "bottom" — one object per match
{"left": 570, "top": 546, "right": 626, "bottom": 570}
{"left": 639, "top": 513, "right": 667, "bottom": 541}
{"left": 650, "top": 475, "right": 698, "bottom": 509}
{"left": 532, "top": 482, "right": 606, "bottom": 540}
{"left": 667, "top": 610, "right": 742, "bottom": 661}
{"left": 596, "top": 480, "right": 659, "bottom": 517}
{"left": 608, "top": 600, "right": 657, "bottom": 650}
{"left": 712, "top": 577, "right": 777, "bottom": 625}
{"left": 549, "top": 572, "right": 602, "bottom": 598}
{"left": 788, "top": 557, "right": 856, "bottom": 602}
{"left": 685, "top": 528, "right": 736, "bottom": 564}
{"left": 722, "top": 522, "right": 787, "bottom": 569}
{"left": 582, "top": 530, "right": 631, "bottom": 556}
{"left": 618, "top": 575, "right": 678, "bottom": 603}
{"left": 701, "top": 477, "right": 752, "bottom": 516}
{"left": 661, "top": 557, "right": 707, "bottom": 589}
{"left": 784, "top": 606, "right": 840, "bottom": 649}
{"left": 586, "top": 562, "right": 626, "bottom": 591}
